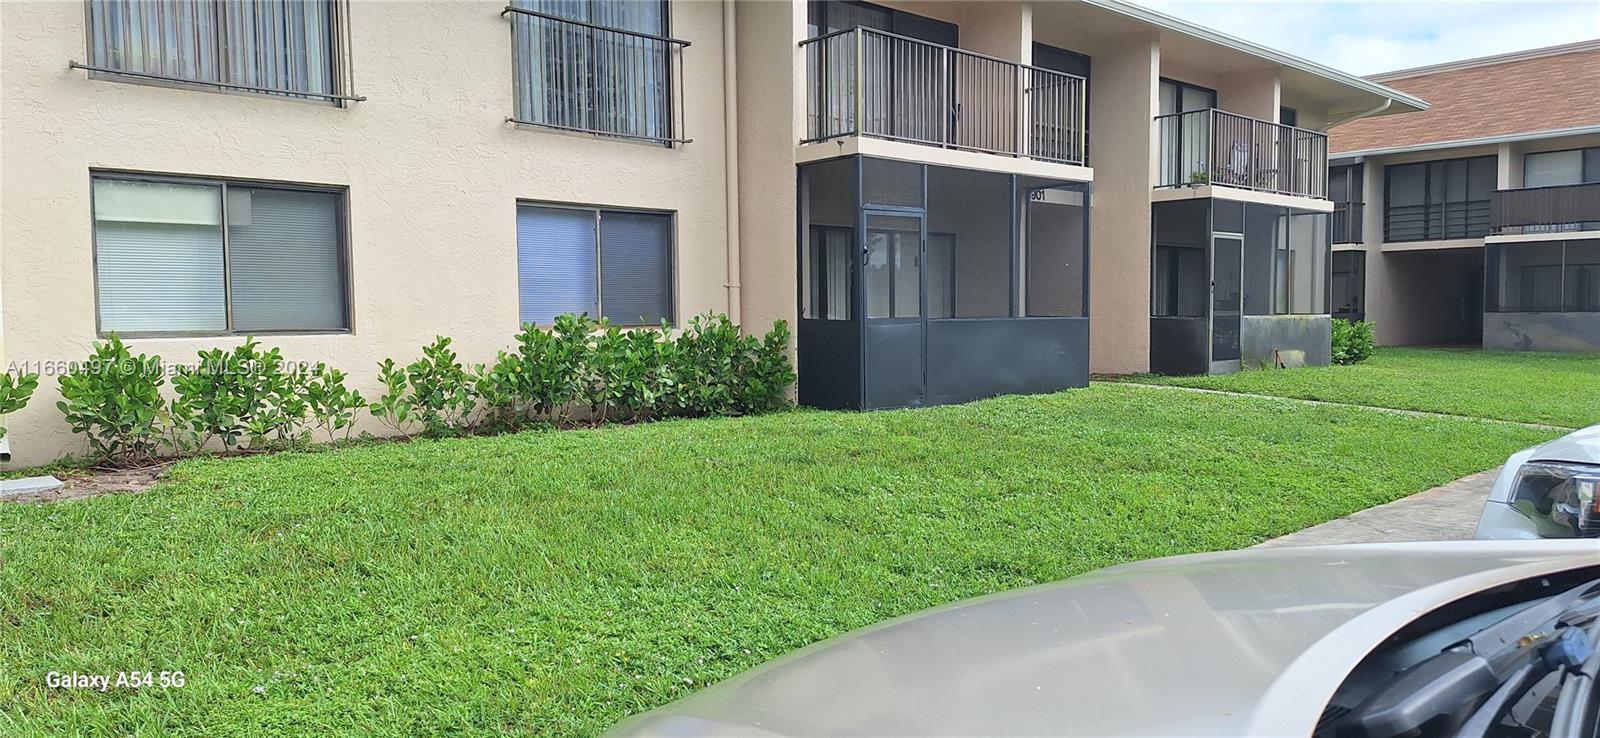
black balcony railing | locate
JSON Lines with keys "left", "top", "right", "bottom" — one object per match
{"left": 1491, "top": 182, "right": 1600, "bottom": 235}
{"left": 504, "top": 5, "right": 691, "bottom": 145}
{"left": 800, "top": 27, "right": 1087, "bottom": 165}
{"left": 1332, "top": 202, "right": 1364, "bottom": 244}
{"left": 1156, "top": 108, "right": 1328, "bottom": 199}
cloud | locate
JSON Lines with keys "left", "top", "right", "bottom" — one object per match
{"left": 1126, "top": 0, "right": 1600, "bottom": 75}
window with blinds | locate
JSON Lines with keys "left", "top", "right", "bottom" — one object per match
{"left": 508, "top": 0, "right": 683, "bottom": 143}
{"left": 516, "top": 204, "right": 673, "bottom": 326}
{"left": 82, "top": 0, "right": 349, "bottom": 102}
{"left": 92, "top": 175, "right": 348, "bottom": 336}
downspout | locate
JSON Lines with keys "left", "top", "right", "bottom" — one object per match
{"left": 1326, "top": 98, "right": 1391, "bottom": 129}
{"left": 721, "top": 0, "right": 742, "bottom": 325}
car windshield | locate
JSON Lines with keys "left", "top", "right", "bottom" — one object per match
{"left": 1316, "top": 569, "right": 1600, "bottom": 738}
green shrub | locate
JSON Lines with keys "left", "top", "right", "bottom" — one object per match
{"left": 589, "top": 321, "right": 669, "bottom": 424}
{"left": 369, "top": 358, "right": 415, "bottom": 438}
{"left": 666, "top": 313, "right": 743, "bottom": 417}
{"left": 665, "top": 314, "right": 794, "bottom": 417}
{"left": 737, "top": 320, "right": 795, "bottom": 414}
{"left": 1332, "top": 319, "right": 1376, "bottom": 365}
{"left": 56, "top": 335, "right": 172, "bottom": 465}
{"left": 172, "top": 338, "right": 303, "bottom": 451}
{"left": 51, "top": 314, "right": 796, "bottom": 464}
{"left": 474, "top": 315, "right": 593, "bottom": 429}
{"left": 368, "top": 337, "right": 478, "bottom": 438}
{"left": 0, "top": 371, "right": 40, "bottom": 441}
{"left": 303, "top": 364, "right": 367, "bottom": 443}
{"left": 405, "top": 337, "right": 478, "bottom": 436}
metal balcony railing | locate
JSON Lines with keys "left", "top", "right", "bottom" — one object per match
{"left": 800, "top": 27, "right": 1087, "bottom": 166}
{"left": 1332, "top": 201, "right": 1364, "bottom": 244}
{"left": 1491, "top": 182, "right": 1600, "bottom": 235}
{"left": 503, "top": 5, "right": 691, "bottom": 145}
{"left": 1156, "top": 108, "right": 1328, "bottom": 199}
{"left": 72, "top": 0, "right": 362, "bottom": 103}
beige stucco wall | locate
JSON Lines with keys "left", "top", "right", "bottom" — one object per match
{"left": 0, "top": 0, "right": 738, "bottom": 465}
{"left": 1086, "top": 33, "right": 1160, "bottom": 375}
{"left": 733, "top": 0, "right": 804, "bottom": 337}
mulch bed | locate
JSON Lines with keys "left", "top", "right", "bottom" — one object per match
{"left": 2, "top": 463, "right": 172, "bottom": 504}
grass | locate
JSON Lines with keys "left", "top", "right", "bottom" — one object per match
{"left": 1121, "top": 347, "right": 1600, "bottom": 429}
{"left": 0, "top": 384, "right": 1557, "bottom": 737}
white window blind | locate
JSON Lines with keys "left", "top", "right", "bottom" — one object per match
{"left": 94, "top": 179, "right": 228, "bottom": 333}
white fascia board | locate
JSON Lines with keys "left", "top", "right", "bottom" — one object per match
{"left": 1333, "top": 125, "right": 1600, "bottom": 160}
{"left": 1080, "top": 0, "right": 1429, "bottom": 112}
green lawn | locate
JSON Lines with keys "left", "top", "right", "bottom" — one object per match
{"left": 0, "top": 384, "right": 1556, "bottom": 736}
{"left": 1123, "top": 347, "right": 1600, "bottom": 429}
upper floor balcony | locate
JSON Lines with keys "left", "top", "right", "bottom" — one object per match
{"left": 1156, "top": 108, "right": 1329, "bottom": 200}
{"left": 1490, "top": 182, "right": 1600, "bottom": 237}
{"left": 800, "top": 27, "right": 1088, "bottom": 166}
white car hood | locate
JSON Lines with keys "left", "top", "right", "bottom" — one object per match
{"left": 609, "top": 541, "right": 1600, "bottom": 738}
{"left": 1526, "top": 423, "right": 1600, "bottom": 465}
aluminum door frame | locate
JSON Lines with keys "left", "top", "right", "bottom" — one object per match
{"left": 861, "top": 208, "right": 928, "bottom": 408}
{"left": 1209, "top": 231, "right": 1244, "bottom": 374}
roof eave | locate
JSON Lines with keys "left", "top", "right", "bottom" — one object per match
{"left": 1080, "top": 0, "right": 1429, "bottom": 113}
{"left": 1332, "top": 124, "right": 1600, "bottom": 159}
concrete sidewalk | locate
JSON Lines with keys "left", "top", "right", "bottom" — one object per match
{"left": 1256, "top": 467, "right": 1501, "bottom": 547}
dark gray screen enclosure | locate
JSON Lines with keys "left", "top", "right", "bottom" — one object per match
{"left": 1150, "top": 198, "right": 1331, "bottom": 375}
{"left": 798, "top": 155, "right": 1090, "bottom": 410}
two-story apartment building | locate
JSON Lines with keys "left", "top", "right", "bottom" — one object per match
{"left": 1327, "top": 40, "right": 1600, "bottom": 351}
{"left": 0, "top": 0, "right": 1420, "bottom": 464}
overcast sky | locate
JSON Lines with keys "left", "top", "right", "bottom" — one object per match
{"left": 1126, "top": 0, "right": 1600, "bottom": 76}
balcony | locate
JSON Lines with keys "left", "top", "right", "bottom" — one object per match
{"left": 800, "top": 27, "right": 1088, "bottom": 166}
{"left": 1156, "top": 109, "right": 1328, "bottom": 199}
{"left": 1491, "top": 182, "right": 1600, "bottom": 236}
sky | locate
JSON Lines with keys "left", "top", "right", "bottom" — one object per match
{"left": 1126, "top": 0, "right": 1600, "bottom": 76}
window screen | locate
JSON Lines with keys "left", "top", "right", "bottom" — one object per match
{"left": 807, "top": 226, "right": 854, "bottom": 320}
{"left": 516, "top": 204, "right": 673, "bottom": 326}
{"left": 1566, "top": 240, "right": 1600, "bottom": 312}
{"left": 92, "top": 176, "right": 347, "bottom": 336}
{"left": 1332, "top": 251, "right": 1365, "bottom": 319}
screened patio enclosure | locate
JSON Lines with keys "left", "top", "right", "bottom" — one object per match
{"left": 1150, "top": 199, "right": 1331, "bottom": 375}
{"left": 798, "top": 156, "right": 1090, "bottom": 410}
{"left": 1484, "top": 238, "right": 1600, "bottom": 352}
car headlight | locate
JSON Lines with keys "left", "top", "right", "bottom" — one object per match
{"left": 1508, "top": 462, "right": 1600, "bottom": 538}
